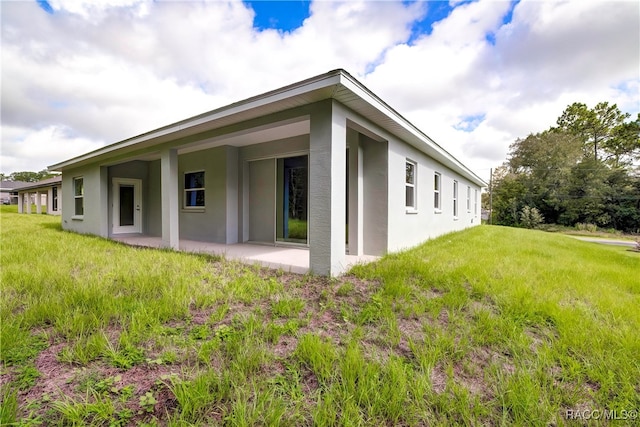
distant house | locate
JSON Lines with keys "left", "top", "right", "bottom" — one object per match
{"left": 49, "top": 69, "right": 486, "bottom": 276}
{"left": 14, "top": 176, "right": 62, "bottom": 215}
{"left": 0, "top": 180, "right": 28, "bottom": 205}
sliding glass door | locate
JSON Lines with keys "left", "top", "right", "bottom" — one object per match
{"left": 276, "top": 155, "right": 308, "bottom": 244}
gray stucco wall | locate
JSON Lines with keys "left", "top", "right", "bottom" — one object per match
{"left": 248, "top": 158, "right": 275, "bottom": 243}
{"left": 61, "top": 164, "right": 108, "bottom": 237}
{"left": 386, "top": 137, "right": 481, "bottom": 252}
{"left": 146, "top": 160, "right": 162, "bottom": 237}
{"left": 177, "top": 146, "right": 233, "bottom": 243}
{"left": 361, "top": 134, "right": 388, "bottom": 256}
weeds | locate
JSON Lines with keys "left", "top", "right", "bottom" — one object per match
{"left": 2, "top": 208, "right": 639, "bottom": 425}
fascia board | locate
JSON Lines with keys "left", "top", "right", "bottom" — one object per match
{"left": 336, "top": 72, "right": 487, "bottom": 187}
{"left": 48, "top": 72, "right": 343, "bottom": 171}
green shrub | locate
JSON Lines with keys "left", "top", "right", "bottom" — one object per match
{"left": 520, "top": 206, "right": 544, "bottom": 229}
{"left": 575, "top": 222, "right": 597, "bottom": 232}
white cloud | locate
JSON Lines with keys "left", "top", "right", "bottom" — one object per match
{"left": 1, "top": 0, "right": 638, "bottom": 181}
{"left": 1, "top": 125, "right": 103, "bottom": 173}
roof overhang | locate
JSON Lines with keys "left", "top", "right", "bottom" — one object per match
{"left": 48, "top": 69, "right": 486, "bottom": 187}
{"left": 12, "top": 176, "right": 62, "bottom": 192}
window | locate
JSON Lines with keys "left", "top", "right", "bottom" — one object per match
{"left": 467, "top": 186, "right": 471, "bottom": 212}
{"left": 434, "top": 172, "right": 441, "bottom": 211}
{"left": 52, "top": 186, "right": 58, "bottom": 211}
{"left": 453, "top": 180, "right": 458, "bottom": 218}
{"left": 474, "top": 189, "right": 478, "bottom": 216}
{"left": 184, "top": 171, "right": 205, "bottom": 208}
{"left": 405, "top": 160, "right": 417, "bottom": 211}
{"left": 73, "top": 177, "right": 84, "bottom": 216}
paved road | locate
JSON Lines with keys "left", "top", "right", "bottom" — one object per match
{"left": 570, "top": 236, "right": 638, "bottom": 248}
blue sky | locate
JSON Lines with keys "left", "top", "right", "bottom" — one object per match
{"left": 244, "top": 1, "right": 517, "bottom": 43}
{"left": 4, "top": 0, "right": 638, "bottom": 177}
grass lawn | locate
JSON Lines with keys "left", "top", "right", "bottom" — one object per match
{"left": 1, "top": 206, "right": 638, "bottom": 426}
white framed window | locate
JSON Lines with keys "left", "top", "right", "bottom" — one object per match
{"left": 184, "top": 171, "right": 205, "bottom": 208}
{"left": 453, "top": 180, "right": 459, "bottom": 218}
{"left": 474, "top": 189, "right": 478, "bottom": 216}
{"left": 52, "top": 186, "right": 59, "bottom": 212}
{"left": 434, "top": 172, "right": 441, "bottom": 211}
{"left": 405, "top": 160, "right": 417, "bottom": 211}
{"left": 73, "top": 177, "right": 84, "bottom": 216}
{"left": 467, "top": 186, "right": 471, "bottom": 212}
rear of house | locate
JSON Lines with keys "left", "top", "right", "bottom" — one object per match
{"left": 50, "top": 70, "right": 485, "bottom": 276}
{"left": 13, "top": 177, "right": 62, "bottom": 215}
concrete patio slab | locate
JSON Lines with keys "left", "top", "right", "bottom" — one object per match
{"left": 112, "top": 235, "right": 379, "bottom": 275}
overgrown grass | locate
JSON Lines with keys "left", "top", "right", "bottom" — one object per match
{"left": 1, "top": 206, "right": 638, "bottom": 425}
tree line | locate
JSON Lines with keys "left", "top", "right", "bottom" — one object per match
{"left": 489, "top": 102, "right": 640, "bottom": 233}
{"left": 0, "top": 170, "right": 57, "bottom": 183}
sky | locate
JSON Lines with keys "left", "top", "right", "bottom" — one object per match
{"left": 1, "top": 0, "right": 638, "bottom": 182}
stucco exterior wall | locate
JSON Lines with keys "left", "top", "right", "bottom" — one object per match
{"left": 361, "top": 134, "right": 388, "bottom": 256}
{"left": 386, "top": 137, "right": 481, "bottom": 253}
{"left": 61, "top": 164, "right": 108, "bottom": 237}
{"left": 146, "top": 160, "right": 162, "bottom": 237}
{"left": 177, "top": 146, "right": 233, "bottom": 243}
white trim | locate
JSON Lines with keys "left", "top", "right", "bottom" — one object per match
{"left": 434, "top": 172, "right": 441, "bottom": 211}
{"left": 405, "top": 159, "right": 417, "bottom": 212}
{"left": 474, "top": 189, "right": 478, "bottom": 217}
{"left": 453, "top": 180, "right": 459, "bottom": 219}
{"left": 183, "top": 170, "right": 205, "bottom": 210}
{"left": 112, "top": 178, "right": 142, "bottom": 234}
{"left": 73, "top": 176, "right": 84, "bottom": 216}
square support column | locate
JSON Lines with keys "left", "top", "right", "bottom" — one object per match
{"left": 26, "top": 192, "right": 32, "bottom": 214}
{"left": 161, "top": 148, "right": 179, "bottom": 249}
{"left": 17, "top": 193, "right": 23, "bottom": 213}
{"left": 309, "top": 100, "right": 347, "bottom": 276}
{"left": 36, "top": 191, "right": 42, "bottom": 214}
{"left": 348, "top": 130, "right": 364, "bottom": 256}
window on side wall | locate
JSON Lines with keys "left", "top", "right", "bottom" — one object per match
{"left": 405, "top": 160, "right": 418, "bottom": 212}
{"left": 474, "top": 189, "right": 478, "bottom": 216}
{"left": 467, "top": 186, "right": 471, "bottom": 212}
{"left": 73, "top": 177, "right": 84, "bottom": 216}
{"left": 405, "top": 160, "right": 417, "bottom": 211}
{"left": 434, "top": 172, "right": 441, "bottom": 211}
{"left": 453, "top": 180, "right": 458, "bottom": 218}
{"left": 184, "top": 171, "right": 205, "bottom": 208}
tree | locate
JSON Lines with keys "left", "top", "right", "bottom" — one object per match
{"left": 605, "top": 113, "right": 640, "bottom": 167}
{"left": 491, "top": 101, "right": 639, "bottom": 233}
{"left": 490, "top": 165, "right": 526, "bottom": 226}
{"left": 504, "top": 130, "right": 581, "bottom": 224}
{"left": 556, "top": 102, "right": 631, "bottom": 162}
{"left": 8, "top": 170, "right": 56, "bottom": 182}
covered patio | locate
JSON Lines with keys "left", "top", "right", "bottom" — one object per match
{"left": 112, "top": 235, "right": 379, "bottom": 275}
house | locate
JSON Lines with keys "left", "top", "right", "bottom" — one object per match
{"left": 0, "top": 180, "right": 28, "bottom": 205}
{"left": 14, "top": 176, "right": 63, "bottom": 215}
{"left": 49, "top": 69, "right": 486, "bottom": 276}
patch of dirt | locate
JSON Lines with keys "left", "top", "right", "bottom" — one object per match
{"left": 430, "top": 364, "right": 447, "bottom": 394}
{"left": 23, "top": 343, "right": 78, "bottom": 401}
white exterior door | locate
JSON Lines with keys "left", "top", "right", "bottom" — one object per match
{"left": 112, "top": 178, "right": 142, "bottom": 234}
